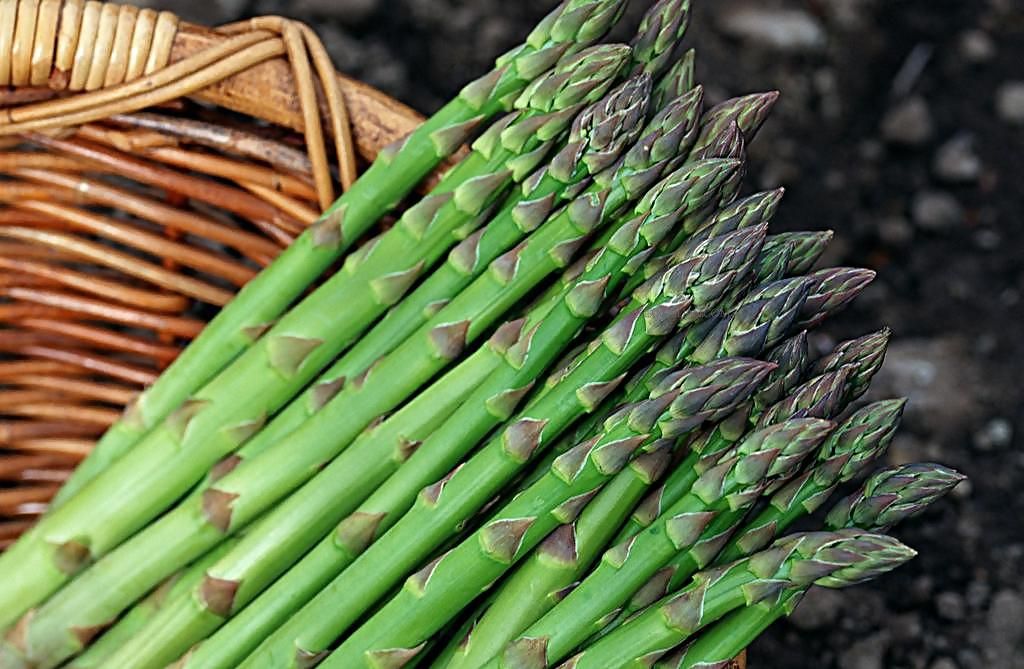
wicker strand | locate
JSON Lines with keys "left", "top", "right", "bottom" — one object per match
{"left": 1, "top": 0, "right": 358, "bottom": 204}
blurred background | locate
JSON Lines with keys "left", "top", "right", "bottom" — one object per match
{"left": 129, "top": 1, "right": 1024, "bottom": 667}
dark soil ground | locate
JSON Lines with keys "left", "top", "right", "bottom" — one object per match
{"left": 146, "top": 1, "right": 1024, "bottom": 667}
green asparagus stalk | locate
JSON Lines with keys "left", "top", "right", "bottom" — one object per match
{"left": 67, "top": 540, "right": 238, "bottom": 669}
{"left": 324, "top": 358, "right": 774, "bottom": 667}
{"left": 140, "top": 140, "right": 729, "bottom": 669}
{"left": 209, "top": 0, "right": 708, "bottom": 464}
{"left": 431, "top": 446, "right": 675, "bottom": 669}
{"left": 114, "top": 161, "right": 737, "bottom": 669}
{"left": 243, "top": 226, "right": 767, "bottom": 668}
{"left": 764, "top": 230, "right": 834, "bottom": 277}
{"left": 227, "top": 74, "right": 659, "bottom": 462}
{"left": 51, "top": 0, "right": 630, "bottom": 510}
{"left": 655, "top": 473, "right": 960, "bottom": 669}
{"left": 620, "top": 366, "right": 855, "bottom": 544}
{"left": 748, "top": 230, "right": 831, "bottom": 290}
{"left": 609, "top": 398, "right": 893, "bottom": 625}
{"left": 652, "top": 50, "right": 696, "bottom": 112}
{"left": 107, "top": 157, "right": 739, "bottom": 669}
{"left": 7, "top": 46, "right": 635, "bottom": 665}
{"left": 434, "top": 260, "right": 800, "bottom": 669}
{"left": 622, "top": 342, "right": 894, "bottom": 604}
{"left": 749, "top": 330, "right": 810, "bottom": 411}
{"left": 20, "top": 67, "right": 650, "bottom": 669}
{"left": 148, "top": 159, "right": 734, "bottom": 669}
{"left": 624, "top": 103, "right": 784, "bottom": 300}
{"left": 715, "top": 399, "right": 906, "bottom": 564}
{"left": 483, "top": 418, "right": 833, "bottom": 668}
{"left": 825, "top": 463, "right": 966, "bottom": 532}
{"left": 811, "top": 327, "right": 892, "bottom": 402}
{"left": 566, "top": 530, "right": 916, "bottom": 669}
{"left": 501, "top": 186, "right": 787, "bottom": 489}
{"left": 629, "top": 0, "right": 692, "bottom": 78}
{"left": 689, "top": 91, "right": 781, "bottom": 157}
{"left": 793, "top": 267, "right": 877, "bottom": 330}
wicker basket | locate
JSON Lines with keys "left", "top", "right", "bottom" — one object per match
{"left": 0, "top": 0, "right": 424, "bottom": 534}
{"left": 0, "top": 2, "right": 745, "bottom": 666}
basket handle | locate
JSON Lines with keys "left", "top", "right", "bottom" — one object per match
{"left": 0, "top": 0, "right": 425, "bottom": 205}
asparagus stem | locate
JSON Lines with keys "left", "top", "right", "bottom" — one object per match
{"left": 567, "top": 531, "right": 916, "bottom": 669}
{"left": 232, "top": 74, "right": 657, "bottom": 463}
{"left": 10, "top": 47, "right": 635, "bottom": 667}
{"left": 67, "top": 540, "right": 238, "bottom": 669}
{"left": 717, "top": 399, "right": 906, "bottom": 564}
{"left": 482, "top": 418, "right": 832, "bottom": 668}
{"left": 241, "top": 226, "right": 765, "bottom": 668}
{"left": 652, "top": 50, "right": 696, "bottom": 113}
{"left": 749, "top": 331, "right": 811, "bottom": 411}
{"left": 656, "top": 467, "right": 959, "bottom": 669}
{"left": 114, "top": 168, "right": 732, "bottom": 669}
{"left": 153, "top": 115, "right": 726, "bottom": 669}
{"left": 50, "top": 0, "right": 630, "bottom": 511}
{"left": 628, "top": 0, "right": 693, "bottom": 79}
{"left": 324, "top": 359, "right": 773, "bottom": 667}
{"left": 617, "top": 294, "right": 883, "bottom": 545}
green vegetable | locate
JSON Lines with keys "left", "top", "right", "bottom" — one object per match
{"left": 825, "top": 462, "right": 966, "bottom": 532}
{"left": 243, "top": 226, "right": 766, "bottom": 667}
{"left": 483, "top": 418, "right": 833, "bottom": 668}
{"left": 568, "top": 531, "right": 916, "bottom": 669}
{"left": 50, "top": 0, "right": 631, "bottom": 511}
{"left": 324, "top": 358, "right": 772, "bottom": 667}
{"left": 8, "top": 45, "right": 635, "bottom": 667}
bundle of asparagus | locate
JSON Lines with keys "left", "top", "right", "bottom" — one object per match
{"left": 0, "top": 2, "right": 964, "bottom": 668}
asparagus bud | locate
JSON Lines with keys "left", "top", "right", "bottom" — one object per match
{"left": 826, "top": 463, "right": 966, "bottom": 532}
{"left": 812, "top": 327, "right": 892, "bottom": 402}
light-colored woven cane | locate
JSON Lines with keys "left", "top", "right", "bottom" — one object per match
{"left": 0, "top": 0, "right": 424, "bottom": 539}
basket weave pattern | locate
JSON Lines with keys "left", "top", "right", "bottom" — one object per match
{"left": 0, "top": 0, "right": 424, "bottom": 541}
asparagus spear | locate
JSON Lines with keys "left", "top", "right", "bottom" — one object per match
{"left": 616, "top": 336, "right": 895, "bottom": 614}
{"left": 17, "top": 63, "right": 653, "bottom": 669}
{"left": 629, "top": 0, "right": 692, "bottom": 78}
{"left": 210, "top": 70, "right": 665, "bottom": 466}
{"left": 811, "top": 327, "right": 892, "bottom": 402}
{"left": 619, "top": 300, "right": 885, "bottom": 545}
{"left": 652, "top": 50, "right": 696, "bottom": 112}
{"left": 689, "top": 92, "right": 781, "bottom": 157}
{"left": 618, "top": 366, "right": 854, "bottom": 548}
{"left": 749, "top": 230, "right": 832, "bottom": 288}
{"left": 52, "top": 0, "right": 630, "bottom": 509}
{"left": 715, "top": 399, "right": 907, "bottom": 564}
{"left": 793, "top": 267, "right": 877, "bottom": 330}
{"left": 566, "top": 531, "right": 916, "bottom": 668}
{"left": 825, "top": 463, "right": 966, "bottom": 532}
{"left": 146, "top": 148, "right": 730, "bottom": 669}
{"left": 242, "top": 226, "right": 766, "bottom": 668}
{"left": 6, "top": 46, "right": 634, "bottom": 661}
{"left": 190, "top": 161, "right": 745, "bottom": 667}
{"left": 764, "top": 230, "right": 834, "bottom": 276}
{"left": 219, "top": 0, "right": 708, "bottom": 461}
{"left": 67, "top": 541, "right": 239, "bottom": 669}
{"left": 626, "top": 393, "right": 899, "bottom": 611}
{"left": 434, "top": 277, "right": 801, "bottom": 669}
{"left": 484, "top": 418, "right": 833, "bottom": 668}
{"left": 656, "top": 473, "right": 961, "bottom": 669}
{"left": 593, "top": 528, "right": 913, "bottom": 667}
{"left": 748, "top": 331, "right": 810, "bottom": 410}
{"left": 106, "top": 156, "right": 740, "bottom": 669}
{"left": 324, "top": 359, "right": 773, "bottom": 667}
